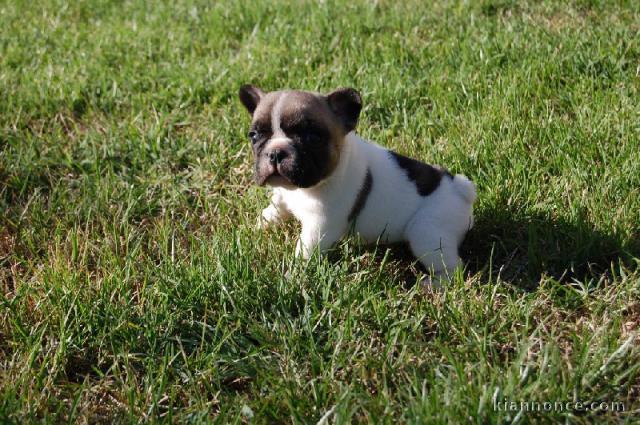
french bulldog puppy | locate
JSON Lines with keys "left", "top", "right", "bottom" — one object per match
{"left": 239, "top": 85, "right": 476, "bottom": 285}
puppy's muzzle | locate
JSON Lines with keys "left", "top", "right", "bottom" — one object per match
{"left": 268, "top": 149, "right": 288, "bottom": 165}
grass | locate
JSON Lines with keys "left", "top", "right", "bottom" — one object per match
{"left": 1, "top": 0, "right": 639, "bottom": 422}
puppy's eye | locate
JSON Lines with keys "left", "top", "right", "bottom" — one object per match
{"left": 300, "top": 130, "right": 312, "bottom": 140}
{"left": 299, "top": 127, "right": 319, "bottom": 142}
{"left": 248, "top": 130, "right": 259, "bottom": 144}
{"left": 290, "top": 122, "right": 311, "bottom": 139}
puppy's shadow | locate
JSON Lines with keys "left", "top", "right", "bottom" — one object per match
{"left": 356, "top": 203, "right": 638, "bottom": 291}
{"left": 460, "top": 204, "right": 639, "bottom": 290}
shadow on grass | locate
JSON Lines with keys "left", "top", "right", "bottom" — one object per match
{"left": 460, "top": 204, "right": 639, "bottom": 290}
{"left": 356, "top": 203, "right": 639, "bottom": 292}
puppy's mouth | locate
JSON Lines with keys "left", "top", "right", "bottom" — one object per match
{"left": 256, "top": 165, "right": 296, "bottom": 188}
{"left": 265, "top": 173, "right": 292, "bottom": 187}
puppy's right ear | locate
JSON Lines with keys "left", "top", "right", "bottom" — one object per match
{"left": 239, "top": 85, "right": 264, "bottom": 114}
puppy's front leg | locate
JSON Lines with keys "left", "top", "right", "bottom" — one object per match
{"left": 295, "top": 220, "right": 346, "bottom": 258}
{"left": 259, "top": 191, "right": 291, "bottom": 228}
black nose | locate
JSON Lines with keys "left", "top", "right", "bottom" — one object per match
{"left": 268, "top": 149, "right": 287, "bottom": 164}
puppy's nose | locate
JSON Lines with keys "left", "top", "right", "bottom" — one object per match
{"left": 268, "top": 149, "right": 287, "bottom": 165}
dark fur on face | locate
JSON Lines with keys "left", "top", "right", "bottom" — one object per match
{"left": 239, "top": 86, "right": 362, "bottom": 188}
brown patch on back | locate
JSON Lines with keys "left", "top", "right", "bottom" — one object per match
{"left": 390, "top": 151, "right": 452, "bottom": 197}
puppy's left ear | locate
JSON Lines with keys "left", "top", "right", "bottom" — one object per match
{"left": 239, "top": 85, "right": 265, "bottom": 114}
{"left": 326, "top": 88, "right": 362, "bottom": 133}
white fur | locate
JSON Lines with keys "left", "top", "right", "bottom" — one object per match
{"left": 261, "top": 133, "right": 476, "bottom": 279}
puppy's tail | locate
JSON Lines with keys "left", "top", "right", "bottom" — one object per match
{"left": 452, "top": 174, "right": 477, "bottom": 204}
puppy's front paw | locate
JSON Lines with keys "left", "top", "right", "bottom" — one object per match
{"left": 258, "top": 205, "right": 281, "bottom": 229}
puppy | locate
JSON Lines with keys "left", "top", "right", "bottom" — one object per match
{"left": 239, "top": 85, "right": 476, "bottom": 285}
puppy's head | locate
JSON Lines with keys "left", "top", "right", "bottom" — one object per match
{"left": 238, "top": 85, "right": 362, "bottom": 188}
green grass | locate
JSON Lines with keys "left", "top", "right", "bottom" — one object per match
{"left": 1, "top": 0, "right": 640, "bottom": 423}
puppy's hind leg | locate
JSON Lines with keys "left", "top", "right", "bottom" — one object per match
{"left": 405, "top": 218, "right": 462, "bottom": 288}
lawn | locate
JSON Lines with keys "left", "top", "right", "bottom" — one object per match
{"left": 1, "top": 0, "right": 639, "bottom": 423}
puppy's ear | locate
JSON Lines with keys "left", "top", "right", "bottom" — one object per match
{"left": 239, "top": 85, "right": 265, "bottom": 114}
{"left": 326, "top": 88, "right": 362, "bottom": 132}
